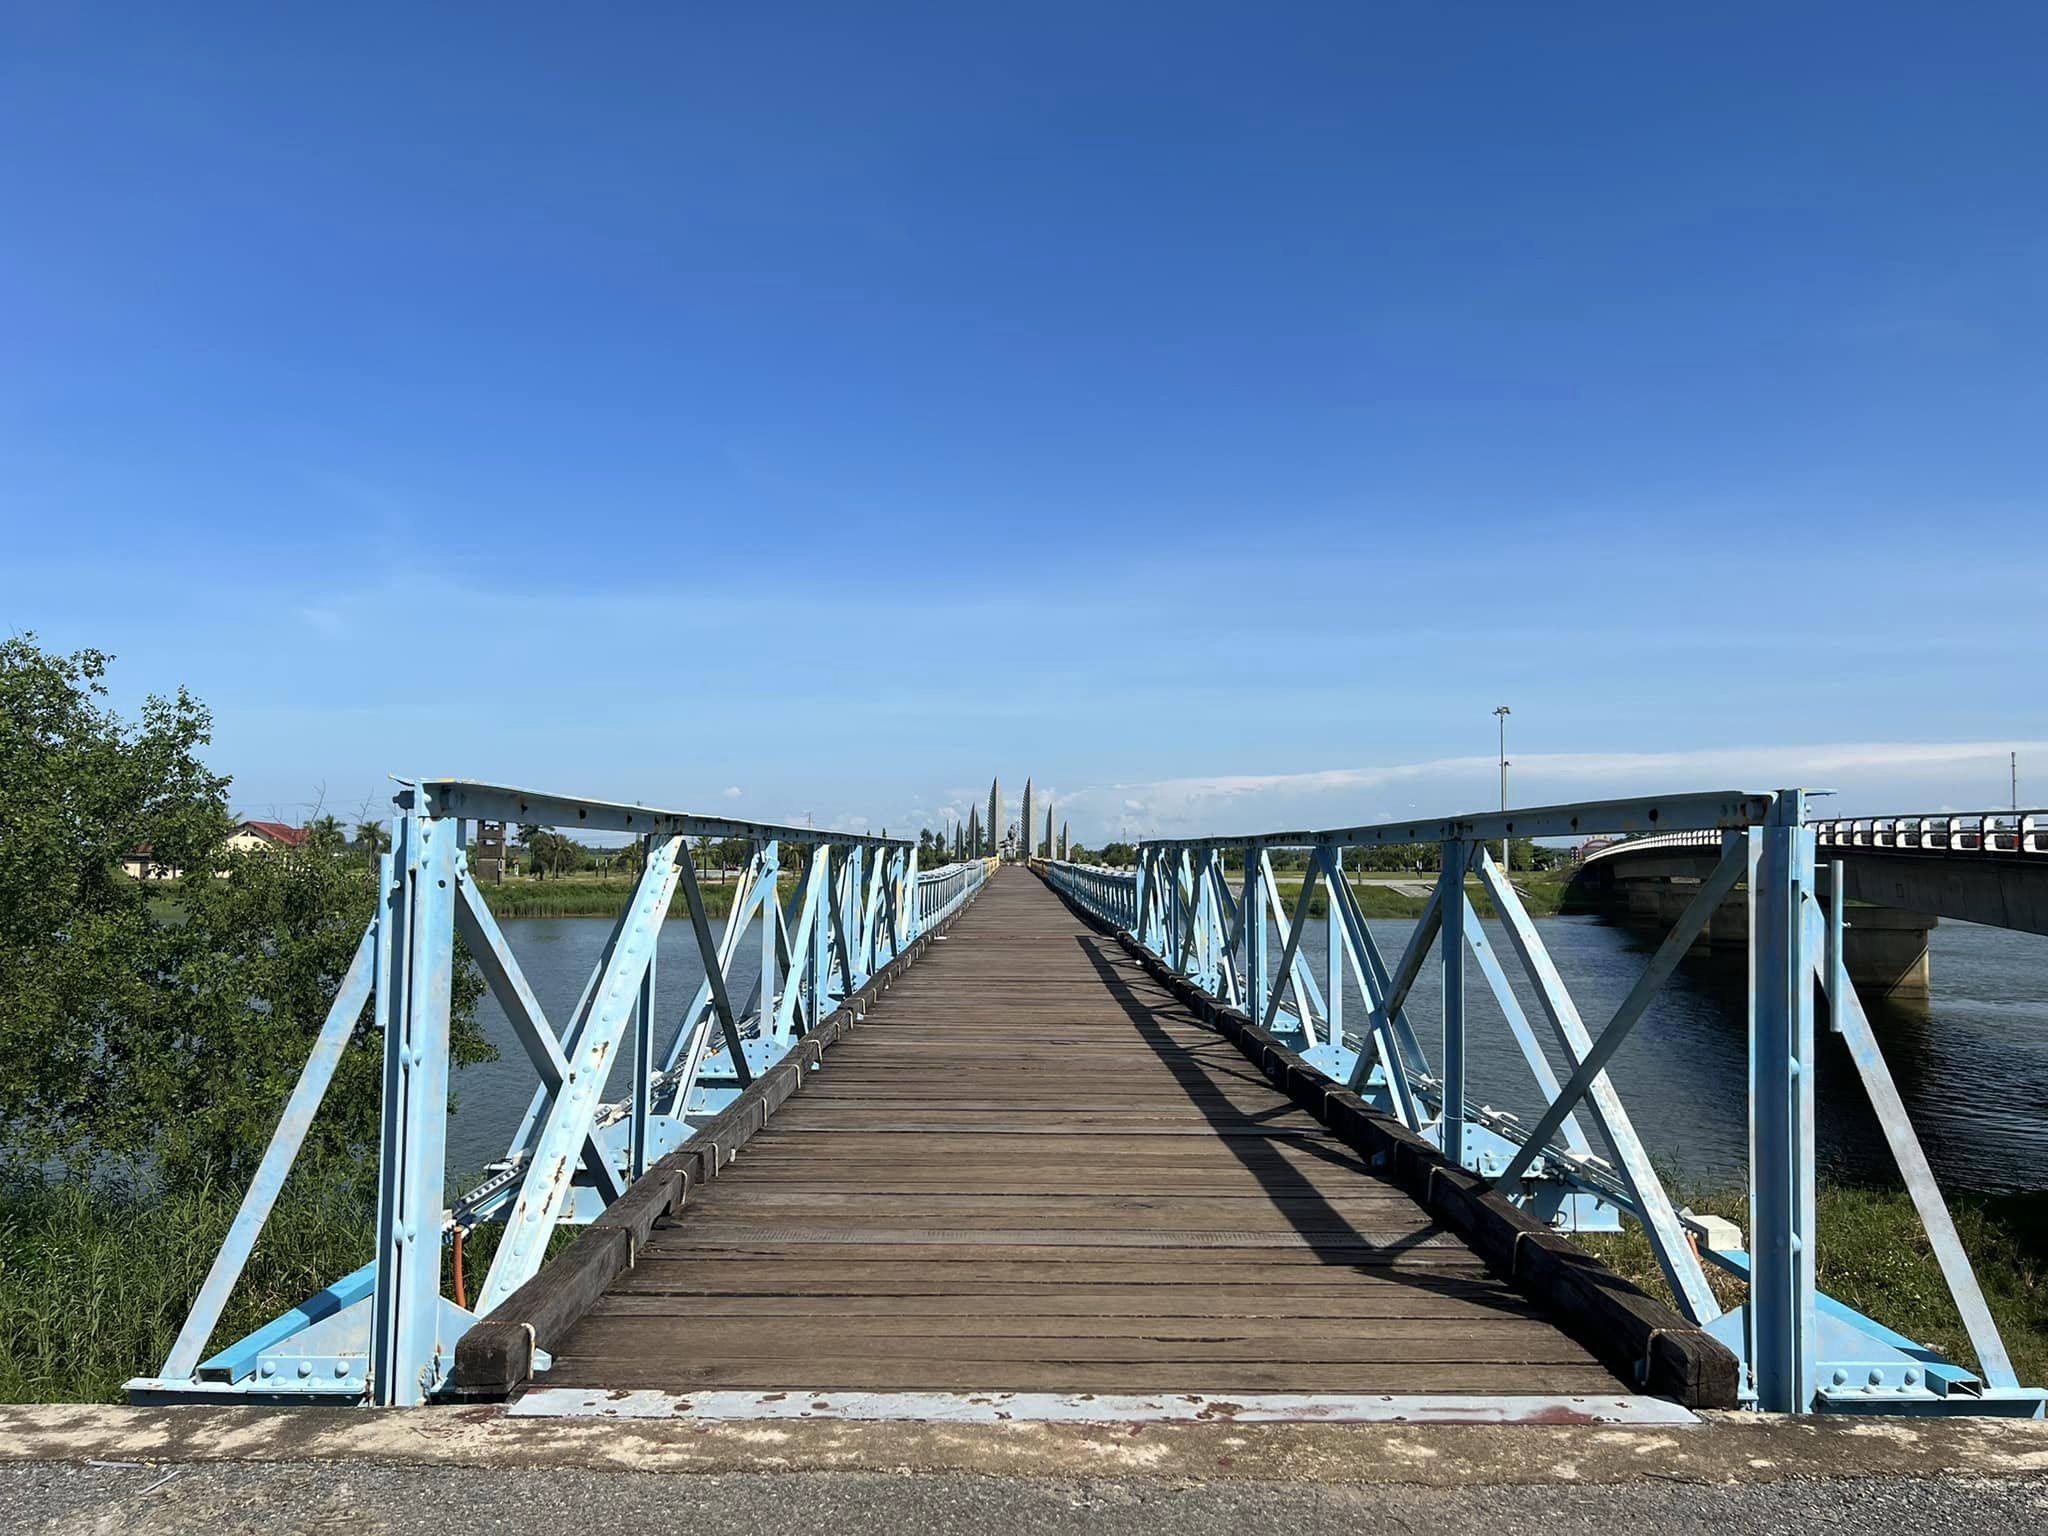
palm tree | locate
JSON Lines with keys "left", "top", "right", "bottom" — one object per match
{"left": 354, "top": 817, "right": 391, "bottom": 867}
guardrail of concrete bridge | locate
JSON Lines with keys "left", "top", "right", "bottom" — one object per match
{"left": 1048, "top": 788, "right": 2044, "bottom": 1420}
{"left": 129, "top": 778, "right": 993, "bottom": 1408}
{"left": 1583, "top": 810, "right": 2048, "bottom": 868}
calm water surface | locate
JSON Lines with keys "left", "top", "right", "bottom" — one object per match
{"left": 453, "top": 912, "right": 2048, "bottom": 1195}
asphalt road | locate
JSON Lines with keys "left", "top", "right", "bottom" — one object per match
{"left": 7, "top": 1462, "right": 2047, "bottom": 1536}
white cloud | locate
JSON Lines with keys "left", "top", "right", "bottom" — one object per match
{"left": 722, "top": 785, "right": 742, "bottom": 799}
{"left": 1048, "top": 741, "right": 2047, "bottom": 840}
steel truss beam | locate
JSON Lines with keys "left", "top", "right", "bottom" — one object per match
{"left": 134, "top": 779, "right": 991, "bottom": 1407}
{"left": 1045, "top": 786, "right": 2043, "bottom": 1419}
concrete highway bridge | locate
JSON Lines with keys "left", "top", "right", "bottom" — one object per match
{"left": 1571, "top": 810, "right": 2048, "bottom": 998}
{"left": 125, "top": 780, "right": 2045, "bottom": 1425}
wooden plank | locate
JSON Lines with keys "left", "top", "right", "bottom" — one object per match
{"left": 538, "top": 1358, "right": 1632, "bottom": 1394}
{"left": 535, "top": 869, "right": 1640, "bottom": 1403}
{"left": 585, "top": 1302, "right": 1540, "bottom": 1327}
{"left": 559, "top": 1318, "right": 1608, "bottom": 1363}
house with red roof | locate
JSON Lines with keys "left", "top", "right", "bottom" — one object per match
{"left": 224, "top": 820, "right": 309, "bottom": 854}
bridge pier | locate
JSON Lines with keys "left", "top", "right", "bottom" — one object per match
{"left": 1610, "top": 876, "right": 1934, "bottom": 1001}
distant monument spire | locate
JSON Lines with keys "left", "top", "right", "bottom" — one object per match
{"left": 1021, "top": 780, "right": 1035, "bottom": 865}
{"left": 988, "top": 779, "right": 1001, "bottom": 858}
{"left": 1061, "top": 820, "right": 1070, "bottom": 860}
{"left": 1044, "top": 799, "right": 1054, "bottom": 861}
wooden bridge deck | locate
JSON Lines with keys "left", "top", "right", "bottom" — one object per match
{"left": 539, "top": 868, "right": 1631, "bottom": 1399}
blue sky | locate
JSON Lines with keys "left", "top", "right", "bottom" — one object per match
{"left": 4, "top": 4, "right": 2043, "bottom": 841}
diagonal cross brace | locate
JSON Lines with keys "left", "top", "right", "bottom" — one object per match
{"left": 1806, "top": 892, "right": 2018, "bottom": 1387}
{"left": 1321, "top": 853, "right": 1424, "bottom": 1128}
{"left": 1345, "top": 876, "right": 1443, "bottom": 1095}
{"left": 1458, "top": 891, "right": 1590, "bottom": 1156}
{"left": 1261, "top": 856, "right": 1323, "bottom": 1038}
{"left": 1262, "top": 852, "right": 1329, "bottom": 1042}
{"left": 676, "top": 847, "right": 755, "bottom": 1086}
{"left": 478, "top": 835, "right": 685, "bottom": 1313}
{"left": 1481, "top": 843, "right": 1740, "bottom": 1326}
{"left": 456, "top": 876, "right": 628, "bottom": 1204}
{"left": 161, "top": 925, "right": 377, "bottom": 1379}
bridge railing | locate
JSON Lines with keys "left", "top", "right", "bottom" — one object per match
{"left": 1584, "top": 811, "right": 2048, "bottom": 867}
{"left": 1814, "top": 810, "right": 2046, "bottom": 858}
{"left": 1050, "top": 788, "right": 2042, "bottom": 1418}
{"left": 130, "top": 778, "right": 991, "bottom": 1408}
{"left": 1045, "top": 861, "right": 1138, "bottom": 929}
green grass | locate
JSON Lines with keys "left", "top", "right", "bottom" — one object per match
{"left": 1579, "top": 1184, "right": 2048, "bottom": 1389}
{"left": 0, "top": 1160, "right": 582, "bottom": 1404}
{"left": 1265, "top": 872, "right": 1583, "bottom": 920}
{"left": 477, "top": 872, "right": 788, "bottom": 921}
{"left": 0, "top": 1161, "right": 378, "bottom": 1403}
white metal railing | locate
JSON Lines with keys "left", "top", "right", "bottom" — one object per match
{"left": 915, "top": 856, "right": 996, "bottom": 929}
{"left": 1583, "top": 812, "right": 2048, "bottom": 868}
{"left": 1045, "top": 861, "right": 1138, "bottom": 929}
{"left": 1814, "top": 810, "right": 2045, "bottom": 858}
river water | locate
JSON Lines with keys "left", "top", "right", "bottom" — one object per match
{"left": 450, "top": 911, "right": 2048, "bottom": 1196}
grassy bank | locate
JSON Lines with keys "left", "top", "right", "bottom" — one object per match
{"left": 1581, "top": 1185, "right": 2048, "bottom": 1389}
{"left": 0, "top": 1163, "right": 562, "bottom": 1404}
{"left": 477, "top": 872, "right": 794, "bottom": 921}
{"left": 0, "top": 1162, "right": 378, "bottom": 1403}
{"left": 1266, "top": 871, "right": 1582, "bottom": 920}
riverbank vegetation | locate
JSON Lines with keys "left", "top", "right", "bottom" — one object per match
{"left": 476, "top": 870, "right": 791, "bottom": 921}
{"left": 1266, "top": 869, "right": 1584, "bottom": 920}
{"left": 0, "top": 636, "right": 490, "bottom": 1402}
{"left": 1581, "top": 1184, "right": 2048, "bottom": 1389}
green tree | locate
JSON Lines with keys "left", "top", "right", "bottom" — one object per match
{"left": 0, "top": 636, "right": 489, "bottom": 1184}
{"left": 352, "top": 816, "right": 391, "bottom": 866}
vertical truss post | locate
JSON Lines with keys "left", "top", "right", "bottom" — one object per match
{"left": 370, "top": 794, "right": 457, "bottom": 1407}
{"left": 1171, "top": 856, "right": 1187, "bottom": 974}
{"left": 1325, "top": 845, "right": 1342, "bottom": 1047}
{"left": 1208, "top": 857, "right": 1243, "bottom": 1004}
{"left": 759, "top": 839, "right": 779, "bottom": 1029}
{"left": 1438, "top": 839, "right": 1469, "bottom": 1168}
{"left": 1751, "top": 790, "right": 1817, "bottom": 1413}
{"left": 892, "top": 846, "right": 913, "bottom": 950}
{"left": 1244, "top": 847, "right": 1267, "bottom": 1029}
{"left": 1134, "top": 848, "right": 1151, "bottom": 944}
{"left": 1196, "top": 856, "right": 1212, "bottom": 987}
{"left": 631, "top": 834, "right": 656, "bottom": 1182}
{"left": 811, "top": 847, "right": 831, "bottom": 1025}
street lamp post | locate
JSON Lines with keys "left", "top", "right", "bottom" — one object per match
{"left": 1494, "top": 705, "right": 1511, "bottom": 873}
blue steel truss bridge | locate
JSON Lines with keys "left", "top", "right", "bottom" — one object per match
{"left": 128, "top": 779, "right": 2046, "bottom": 1423}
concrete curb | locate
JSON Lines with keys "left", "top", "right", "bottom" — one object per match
{"left": 3, "top": 1403, "right": 2046, "bottom": 1486}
